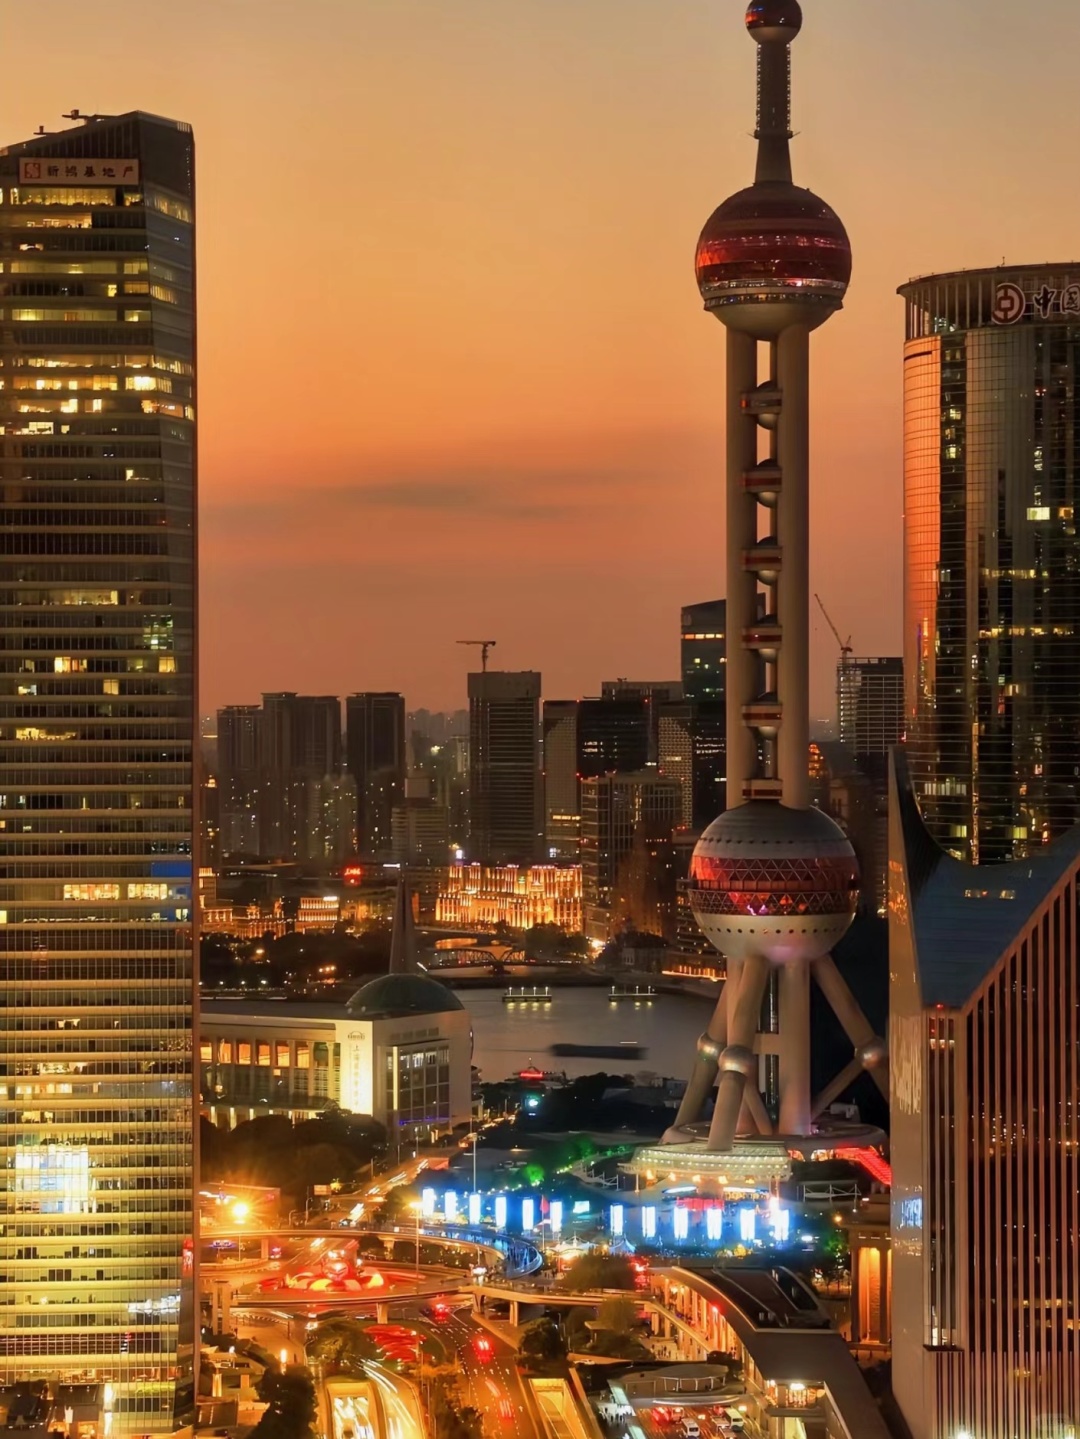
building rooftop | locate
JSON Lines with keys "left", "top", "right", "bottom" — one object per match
{"left": 892, "top": 749, "right": 1080, "bottom": 1008}
{"left": 346, "top": 972, "right": 464, "bottom": 1020}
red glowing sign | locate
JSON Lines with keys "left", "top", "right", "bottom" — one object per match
{"left": 342, "top": 865, "right": 364, "bottom": 887}
{"left": 519, "top": 1068, "right": 545, "bottom": 1082}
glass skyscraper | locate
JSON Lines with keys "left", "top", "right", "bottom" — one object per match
{"left": 901, "top": 266, "right": 1080, "bottom": 863}
{"left": 0, "top": 113, "right": 196, "bottom": 1429}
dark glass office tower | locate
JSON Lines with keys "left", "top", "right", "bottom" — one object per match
{"left": 901, "top": 266, "right": 1080, "bottom": 863}
{"left": 681, "top": 599, "right": 727, "bottom": 702}
{"left": 346, "top": 692, "right": 406, "bottom": 861}
{"left": 0, "top": 114, "right": 196, "bottom": 1427}
{"left": 468, "top": 671, "right": 542, "bottom": 865}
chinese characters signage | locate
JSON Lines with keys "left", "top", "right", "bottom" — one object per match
{"left": 18, "top": 158, "right": 139, "bottom": 185}
{"left": 992, "top": 279, "right": 1080, "bottom": 325}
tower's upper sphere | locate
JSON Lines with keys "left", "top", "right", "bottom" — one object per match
{"left": 688, "top": 802, "right": 859, "bottom": 964}
{"left": 695, "top": 182, "right": 851, "bottom": 337}
{"left": 745, "top": 0, "right": 802, "bottom": 43}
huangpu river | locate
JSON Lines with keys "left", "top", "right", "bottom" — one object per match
{"left": 461, "top": 985, "right": 716, "bottom": 1083}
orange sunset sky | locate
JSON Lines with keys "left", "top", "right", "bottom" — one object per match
{"left": 6, "top": 0, "right": 1080, "bottom": 719}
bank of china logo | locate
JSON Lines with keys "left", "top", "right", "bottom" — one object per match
{"left": 992, "top": 282, "right": 1026, "bottom": 326}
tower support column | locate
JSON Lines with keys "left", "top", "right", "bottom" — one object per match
{"left": 777, "top": 960, "right": 811, "bottom": 1133}
{"left": 776, "top": 324, "right": 810, "bottom": 809}
{"left": 726, "top": 328, "right": 760, "bottom": 802}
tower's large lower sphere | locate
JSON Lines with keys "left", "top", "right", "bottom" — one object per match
{"left": 695, "top": 182, "right": 851, "bottom": 337}
{"left": 689, "top": 802, "right": 859, "bottom": 963}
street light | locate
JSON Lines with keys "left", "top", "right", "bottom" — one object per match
{"left": 409, "top": 1200, "right": 422, "bottom": 1292}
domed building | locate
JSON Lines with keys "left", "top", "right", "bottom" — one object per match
{"left": 200, "top": 882, "right": 473, "bottom": 1146}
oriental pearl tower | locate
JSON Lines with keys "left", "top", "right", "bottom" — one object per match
{"left": 658, "top": 0, "right": 888, "bottom": 1173}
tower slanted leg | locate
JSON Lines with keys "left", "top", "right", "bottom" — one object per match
{"left": 708, "top": 954, "right": 770, "bottom": 1151}
{"left": 669, "top": 985, "right": 728, "bottom": 1135}
{"left": 813, "top": 952, "right": 889, "bottom": 1097}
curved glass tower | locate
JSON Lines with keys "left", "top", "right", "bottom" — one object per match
{"left": 901, "top": 266, "right": 1080, "bottom": 863}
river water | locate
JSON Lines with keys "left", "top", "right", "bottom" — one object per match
{"left": 461, "top": 985, "right": 716, "bottom": 1083}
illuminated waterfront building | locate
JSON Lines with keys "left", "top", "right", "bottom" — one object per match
{"left": 468, "top": 670, "right": 542, "bottom": 865}
{"left": 0, "top": 113, "right": 196, "bottom": 1427}
{"left": 902, "top": 265, "right": 1080, "bottom": 864}
{"left": 655, "top": 0, "right": 887, "bottom": 1180}
{"left": 200, "top": 982, "right": 471, "bottom": 1140}
{"left": 889, "top": 752, "right": 1080, "bottom": 1438}
{"left": 436, "top": 862, "right": 582, "bottom": 933}
{"left": 202, "top": 886, "right": 471, "bottom": 1142}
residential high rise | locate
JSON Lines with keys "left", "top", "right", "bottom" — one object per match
{"left": 258, "top": 693, "right": 347, "bottom": 860}
{"left": 837, "top": 656, "right": 903, "bottom": 778}
{"left": 0, "top": 113, "right": 197, "bottom": 1427}
{"left": 902, "top": 265, "right": 1080, "bottom": 863}
{"left": 681, "top": 599, "right": 727, "bottom": 702}
{"left": 580, "top": 772, "right": 682, "bottom": 941}
{"left": 658, "top": 0, "right": 887, "bottom": 1175}
{"left": 217, "top": 703, "right": 262, "bottom": 854}
{"left": 889, "top": 752, "right": 1080, "bottom": 1438}
{"left": 346, "top": 692, "right": 406, "bottom": 860}
{"left": 468, "top": 671, "right": 542, "bottom": 865}
{"left": 542, "top": 696, "right": 651, "bottom": 858}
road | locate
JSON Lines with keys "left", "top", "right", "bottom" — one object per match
{"left": 396, "top": 1298, "right": 540, "bottom": 1439}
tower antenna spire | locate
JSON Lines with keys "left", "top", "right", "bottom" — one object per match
{"left": 747, "top": 0, "right": 802, "bottom": 183}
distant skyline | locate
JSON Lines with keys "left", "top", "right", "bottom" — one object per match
{"left": 9, "top": 0, "right": 1080, "bottom": 716}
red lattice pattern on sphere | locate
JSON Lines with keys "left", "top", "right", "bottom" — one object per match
{"left": 689, "top": 853, "right": 858, "bottom": 918}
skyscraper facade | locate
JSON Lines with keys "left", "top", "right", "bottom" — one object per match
{"left": 467, "top": 671, "right": 542, "bottom": 865}
{"left": 580, "top": 772, "right": 682, "bottom": 940}
{"left": 0, "top": 113, "right": 197, "bottom": 1427}
{"left": 837, "top": 656, "right": 903, "bottom": 774}
{"left": 681, "top": 599, "right": 727, "bottom": 702}
{"left": 889, "top": 752, "right": 1080, "bottom": 1439}
{"left": 217, "top": 703, "right": 261, "bottom": 855}
{"left": 542, "top": 696, "right": 651, "bottom": 858}
{"left": 346, "top": 692, "right": 406, "bottom": 861}
{"left": 259, "top": 693, "right": 349, "bottom": 861}
{"left": 901, "top": 265, "right": 1080, "bottom": 863}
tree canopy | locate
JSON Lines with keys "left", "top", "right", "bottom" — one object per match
{"left": 561, "top": 1253, "right": 636, "bottom": 1293}
{"left": 251, "top": 1365, "right": 318, "bottom": 1439}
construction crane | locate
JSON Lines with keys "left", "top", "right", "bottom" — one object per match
{"left": 457, "top": 639, "right": 497, "bottom": 673}
{"left": 814, "top": 594, "right": 851, "bottom": 661}
{"left": 815, "top": 594, "right": 854, "bottom": 743}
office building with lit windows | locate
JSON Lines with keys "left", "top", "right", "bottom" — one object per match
{"left": 889, "top": 751, "right": 1080, "bottom": 1438}
{"left": 199, "top": 977, "right": 472, "bottom": 1144}
{"left": 0, "top": 113, "right": 197, "bottom": 1430}
{"left": 901, "top": 265, "right": 1080, "bottom": 863}
{"left": 837, "top": 656, "right": 902, "bottom": 779}
{"left": 681, "top": 599, "right": 727, "bottom": 703}
{"left": 468, "top": 671, "right": 542, "bottom": 865}
{"left": 542, "top": 696, "right": 650, "bottom": 858}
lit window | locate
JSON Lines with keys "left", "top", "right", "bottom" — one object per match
{"left": 127, "top": 883, "right": 169, "bottom": 900}
{"left": 257, "top": 1043, "right": 271, "bottom": 1067}
{"left": 63, "top": 884, "right": 119, "bottom": 901}
{"left": 296, "top": 1043, "right": 310, "bottom": 1070}
{"left": 237, "top": 1042, "right": 252, "bottom": 1065}
{"left": 1027, "top": 506, "right": 1051, "bottom": 521}
{"left": 276, "top": 1044, "right": 290, "bottom": 1067}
